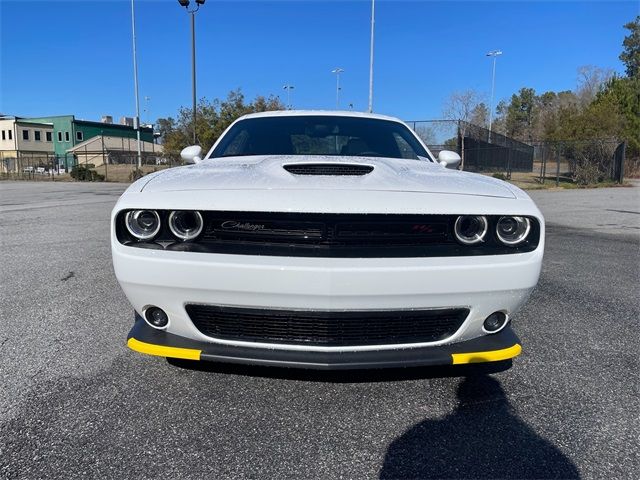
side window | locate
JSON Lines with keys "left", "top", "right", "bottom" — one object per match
{"left": 65, "top": 131, "right": 70, "bottom": 142}
{"left": 1, "top": 131, "right": 5, "bottom": 141}
{"left": 393, "top": 132, "right": 418, "bottom": 160}
{"left": 22, "top": 129, "right": 30, "bottom": 141}
{"left": 57, "top": 131, "right": 63, "bottom": 142}
{"left": 46, "top": 131, "right": 52, "bottom": 142}
{"left": 76, "top": 131, "right": 83, "bottom": 141}
{"left": 222, "top": 129, "right": 249, "bottom": 156}
{"left": 8, "top": 130, "right": 12, "bottom": 140}
{"left": 34, "top": 131, "right": 41, "bottom": 141}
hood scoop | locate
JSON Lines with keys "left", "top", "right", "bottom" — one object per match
{"left": 283, "top": 163, "right": 374, "bottom": 176}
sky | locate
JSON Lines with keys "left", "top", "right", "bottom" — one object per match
{"left": 0, "top": 0, "right": 637, "bottom": 124}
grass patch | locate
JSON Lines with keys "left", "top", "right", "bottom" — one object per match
{"left": 483, "top": 171, "right": 629, "bottom": 190}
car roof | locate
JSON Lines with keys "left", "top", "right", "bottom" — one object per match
{"left": 237, "top": 110, "right": 406, "bottom": 123}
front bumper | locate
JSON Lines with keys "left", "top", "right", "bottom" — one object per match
{"left": 127, "top": 316, "right": 522, "bottom": 370}
{"left": 113, "top": 244, "right": 542, "bottom": 350}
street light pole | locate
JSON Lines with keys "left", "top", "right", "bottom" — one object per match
{"left": 486, "top": 49, "right": 502, "bottom": 142}
{"left": 130, "top": 0, "right": 142, "bottom": 169}
{"left": 368, "top": 0, "right": 375, "bottom": 113}
{"left": 331, "top": 67, "right": 344, "bottom": 109}
{"left": 283, "top": 85, "right": 295, "bottom": 109}
{"left": 178, "top": 0, "right": 206, "bottom": 145}
{"left": 191, "top": 10, "right": 197, "bottom": 144}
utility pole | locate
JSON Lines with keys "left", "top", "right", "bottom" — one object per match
{"left": 368, "top": 0, "right": 375, "bottom": 113}
{"left": 486, "top": 50, "right": 502, "bottom": 143}
{"left": 283, "top": 85, "right": 295, "bottom": 109}
{"left": 130, "top": 0, "right": 142, "bottom": 169}
{"left": 178, "top": 0, "right": 206, "bottom": 144}
{"left": 331, "top": 67, "right": 344, "bottom": 109}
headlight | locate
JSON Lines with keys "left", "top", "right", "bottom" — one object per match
{"left": 125, "top": 210, "right": 161, "bottom": 240}
{"left": 454, "top": 215, "right": 488, "bottom": 245}
{"left": 496, "top": 216, "right": 531, "bottom": 245}
{"left": 168, "top": 210, "right": 204, "bottom": 241}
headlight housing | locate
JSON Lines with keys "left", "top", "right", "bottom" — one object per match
{"left": 125, "top": 210, "right": 161, "bottom": 240}
{"left": 168, "top": 210, "right": 204, "bottom": 241}
{"left": 454, "top": 215, "right": 488, "bottom": 245}
{"left": 496, "top": 216, "right": 531, "bottom": 245}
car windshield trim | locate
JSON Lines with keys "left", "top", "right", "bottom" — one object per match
{"left": 210, "top": 115, "right": 432, "bottom": 161}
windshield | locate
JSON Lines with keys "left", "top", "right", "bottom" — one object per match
{"left": 211, "top": 115, "right": 430, "bottom": 160}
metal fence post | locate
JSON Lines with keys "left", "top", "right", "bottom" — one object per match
{"left": 540, "top": 143, "right": 547, "bottom": 185}
{"left": 101, "top": 133, "right": 108, "bottom": 182}
{"left": 556, "top": 143, "right": 561, "bottom": 187}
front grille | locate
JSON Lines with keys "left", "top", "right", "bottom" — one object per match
{"left": 200, "top": 212, "right": 454, "bottom": 257}
{"left": 284, "top": 163, "right": 374, "bottom": 176}
{"left": 117, "top": 211, "right": 541, "bottom": 257}
{"left": 185, "top": 305, "right": 469, "bottom": 347}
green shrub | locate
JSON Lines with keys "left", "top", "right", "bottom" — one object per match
{"left": 573, "top": 162, "right": 603, "bottom": 186}
{"left": 492, "top": 172, "right": 508, "bottom": 180}
{"left": 129, "top": 169, "right": 145, "bottom": 181}
{"left": 70, "top": 165, "right": 104, "bottom": 182}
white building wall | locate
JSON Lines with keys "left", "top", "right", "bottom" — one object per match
{"left": 0, "top": 119, "right": 17, "bottom": 151}
{"left": 15, "top": 122, "right": 55, "bottom": 153}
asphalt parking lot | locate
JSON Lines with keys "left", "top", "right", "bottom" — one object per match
{"left": 1, "top": 181, "right": 638, "bottom": 479}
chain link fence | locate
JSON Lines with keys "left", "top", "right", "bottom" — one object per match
{"left": 532, "top": 140, "right": 625, "bottom": 186}
{"left": 407, "top": 120, "right": 627, "bottom": 184}
{"left": 1, "top": 151, "right": 61, "bottom": 181}
{"left": 2, "top": 124, "right": 629, "bottom": 185}
{"left": 407, "top": 120, "right": 534, "bottom": 176}
{"left": 1, "top": 149, "right": 181, "bottom": 182}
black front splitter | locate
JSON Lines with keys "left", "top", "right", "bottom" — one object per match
{"left": 127, "top": 316, "right": 522, "bottom": 370}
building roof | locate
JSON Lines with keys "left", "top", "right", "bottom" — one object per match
{"left": 25, "top": 115, "right": 153, "bottom": 132}
{"left": 66, "top": 135, "right": 162, "bottom": 154}
{"left": 73, "top": 118, "right": 153, "bottom": 132}
{"left": 0, "top": 115, "right": 53, "bottom": 126}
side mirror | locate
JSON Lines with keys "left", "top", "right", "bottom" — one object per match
{"left": 180, "top": 145, "right": 203, "bottom": 164}
{"left": 438, "top": 150, "right": 461, "bottom": 169}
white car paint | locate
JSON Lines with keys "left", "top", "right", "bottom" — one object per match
{"left": 112, "top": 110, "right": 544, "bottom": 354}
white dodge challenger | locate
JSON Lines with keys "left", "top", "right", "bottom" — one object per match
{"left": 111, "top": 111, "right": 544, "bottom": 369}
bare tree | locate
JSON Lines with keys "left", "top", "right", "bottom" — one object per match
{"left": 413, "top": 124, "right": 437, "bottom": 146}
{"left": 442, "top": 89, "right": 485, "bottom": 169}
{"left": 576, "top": 65, "right": 614, "bottom": 106}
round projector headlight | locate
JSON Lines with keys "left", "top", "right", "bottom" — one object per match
{"left": 125, "top": 210, "right": 161, "bottom": 240}
{"left": 168, "top": 210, "right": 203, "bottom": 241}
{"left": 496, "top": 216, "right": 531, "bottom": 245}
{"left": 454, "top": 215, "right": 488, "bottom": 245}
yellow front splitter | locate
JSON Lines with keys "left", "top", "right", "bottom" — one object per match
{"left": 127, "top": 337, "right": 201, "bottom": 361}
{"left": 451, "top": 343, "right": 522, "bottom": 364}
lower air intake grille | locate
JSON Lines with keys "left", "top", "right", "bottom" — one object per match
{"left": 283, "top": 163, "right": 374, "bottom": 176}
{"left": 185, "top": 305, "right": 469, "bottom": 347}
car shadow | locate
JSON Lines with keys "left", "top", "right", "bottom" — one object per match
{"left": 379, "top": 374, "right": 580, "bottom": 479}
{"left": 166, "top": 357, "right": 513, "bottom": 383}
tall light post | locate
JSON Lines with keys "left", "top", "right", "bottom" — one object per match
{"left": 368, "top": 0, "right": 375, "bottom": 113}
{"left": 331, "top": 67, "right": 344, "bottom": 109}
{"left": 143, "top": 96, "right": 151, "bottom": 125}
{"left": 130, "top": 0, "right": 142, "bottom": 169}
{"left": 283, "top": 84, "right": 295, "bottom": 110}
{"left": 178, "top": 0, "right": 206, "bottom": 145}
{"left": 486, "top": 49, "right": 502, "bottom": 142}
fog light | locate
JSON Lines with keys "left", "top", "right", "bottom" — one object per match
{"left": 483, "top": 312, "right": 508, "bottom": 333}
{"left": 145, "top": 307, "right": 169, "bottom": 329}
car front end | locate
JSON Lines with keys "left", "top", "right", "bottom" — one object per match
{"left": 112, "top": 179, "right": 543, "bottom": 369}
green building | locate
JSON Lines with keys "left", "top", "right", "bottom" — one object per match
{"left": 26, "top": 115, "right": 154, "bottom": 170}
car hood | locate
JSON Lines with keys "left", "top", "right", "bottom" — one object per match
{"left": 140, "top": 155, "right": 516, "bottom": 199}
